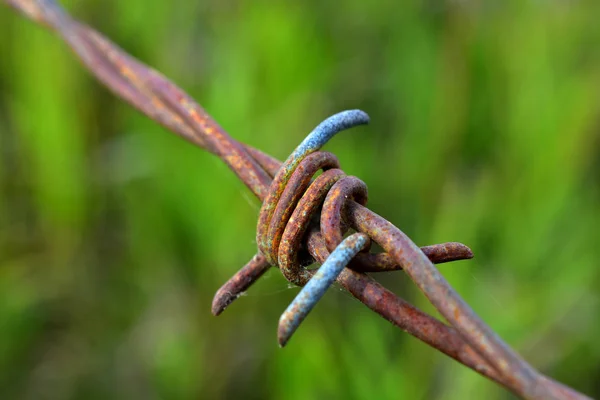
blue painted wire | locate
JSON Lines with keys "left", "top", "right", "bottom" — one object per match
{"left": 278, "top": 233, "right": 370, "bottom": 346}
{"left": 295, "top": 109, "right": 370, "bottom": 157}
{"left": 277, "top": 110, "right": 370, "bottom": 183}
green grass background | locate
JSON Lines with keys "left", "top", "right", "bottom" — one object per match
{"left": 1, "top": 1, "right": 599, "bottom": 399}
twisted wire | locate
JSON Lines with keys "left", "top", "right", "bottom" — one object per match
{"left": 4, "top": 1, "right": 591, "bottom": 399}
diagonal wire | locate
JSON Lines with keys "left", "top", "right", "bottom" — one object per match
{"left": 2, "top": 1, "right": 591, "bottom": 399}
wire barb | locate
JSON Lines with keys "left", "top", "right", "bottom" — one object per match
{"left": 278, "top": 233, "right": 370, "bottom": 347}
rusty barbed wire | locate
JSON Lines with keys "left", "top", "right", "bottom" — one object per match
{"left": 2, "top": 1, "right": 592, "bottom": 399}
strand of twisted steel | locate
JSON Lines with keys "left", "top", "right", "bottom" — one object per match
{"left": 278, "top": 233, "right": 370, "bottom": 347}
{"left": 8, "top": 0, "right": 273, "bottom": 200}
{"left": 345, "top": 202, "right": 553, "bottom": 399}
{"left": 256, "top": 110, "right": 369, "bottom": 264}
{"left": 305, "top": 231, "right": 591, "bottom": 400}
{"left": 7, "top": 2, "right": 590, "bottom": 398}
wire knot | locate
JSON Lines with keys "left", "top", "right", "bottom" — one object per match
{"left": 257, "top": 110, "right": 370, "bottom": 274}
{"left": 254, "top": 110, "right": 373, "bottom": 345}
{"left": 213, "top": 110, "right": 473, "bottom": 346}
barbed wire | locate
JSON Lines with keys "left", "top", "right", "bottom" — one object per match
{"left": 3, "top": 1, "right": 591, "bottom": 399}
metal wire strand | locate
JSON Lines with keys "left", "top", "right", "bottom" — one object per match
{"left": 278, "top": 233, "right": 370, "bottom": 347}
{"left": 3, "top": 1, "right": 591, "bottom": 399}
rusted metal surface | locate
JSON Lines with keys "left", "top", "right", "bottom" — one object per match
{"left": 351, "top": 242, "right": 474, "bottom": 272}
{"left": 211, "top": 254, "right": 271, "bottom": 316}
{"left": 278, "top": 168, "right": 346, "bottom": 286}
{"left": 3, "top": 1, "right": 592, "bottom": 399}
{"left": 5, "top": 0, "right": 273, "bottom": 199}
{"left": 321, "top": 176, "right": 368, "bottom": 251}
{"left": 265, "top": 151, "right": 339, "bottom": 264}
{"left": 256, "top": 110, "right": 369, "bottom": 265}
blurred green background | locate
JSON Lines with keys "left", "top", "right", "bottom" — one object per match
{"left": 1, "top": 1, "right": 599, "bottom": 399}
